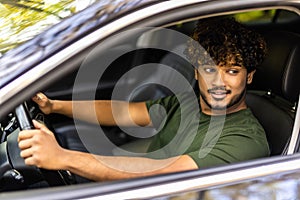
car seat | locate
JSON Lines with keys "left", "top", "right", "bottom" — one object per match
{"left": 246, "top": 31, "right": 300, "bottom": 156}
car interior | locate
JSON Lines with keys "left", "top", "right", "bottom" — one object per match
{"left": 0, "top": 7, "right": 300, "bottom": 191}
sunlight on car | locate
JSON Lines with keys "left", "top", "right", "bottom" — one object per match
{"left": 0, "top": 0, "right": 97, "bottom": 56}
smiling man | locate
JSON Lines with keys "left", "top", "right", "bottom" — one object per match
{"left": 196, "top": 64, "right": 254, "bottom": 115}
{"left": 18, "top": 17, "right": 270, "bottom": 182}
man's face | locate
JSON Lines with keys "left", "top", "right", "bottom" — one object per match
{"left": 195, "top": 64, "right": 255, "bottom": 114}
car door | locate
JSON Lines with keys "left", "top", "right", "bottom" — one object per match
{"left": 1, "top": 0, "right": 300, "bottom": 199}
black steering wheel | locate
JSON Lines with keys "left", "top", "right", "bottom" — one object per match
{"left": 0, "top": 102, "right": 75, "bottom": 191}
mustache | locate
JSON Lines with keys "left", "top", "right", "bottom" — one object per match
{"left": 207, "top": 87, "right": 231, "bottom": 94}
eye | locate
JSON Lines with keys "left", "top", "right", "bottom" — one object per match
{"left": 226, "top": 69, "right": 240, "bottom": 75}
{"left": 203, "top": 66, "right": 217, "bottom": 73}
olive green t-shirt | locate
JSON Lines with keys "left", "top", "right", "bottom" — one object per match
{"left": 145, "top": 93, "right": 270, "bottom": 168}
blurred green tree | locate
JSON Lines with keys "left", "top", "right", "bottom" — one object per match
{"left": 0, "top": 0, "right": 95, "bottom": 55}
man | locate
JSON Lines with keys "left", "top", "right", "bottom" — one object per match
{"left": 18, "top": 17, "right": 270, "bottom": 181}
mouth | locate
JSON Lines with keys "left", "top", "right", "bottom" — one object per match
{"left": 208, "top": 89, "right": 231, "bottom": 100}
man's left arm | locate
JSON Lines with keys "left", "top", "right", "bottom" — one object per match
{"left": 64, "top": 152, "right": 198, "bottom": 181}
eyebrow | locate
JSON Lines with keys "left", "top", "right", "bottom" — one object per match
{"left": 219, "top": 65, "right": 244, "bottom": 69}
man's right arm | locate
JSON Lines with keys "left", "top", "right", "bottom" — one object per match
{"left": 33, "top": 93, "right": 151, "bottom": 127}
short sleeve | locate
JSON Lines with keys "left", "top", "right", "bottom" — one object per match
{"left": 145, "top": 95, "right": 179, "bottom": 129}
{"left": 188, "top": 132, "right": 270, "bottom": 168}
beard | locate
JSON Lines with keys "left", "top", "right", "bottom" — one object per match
{"left": 200, "top": 87, "right": 246, "bottom": 110}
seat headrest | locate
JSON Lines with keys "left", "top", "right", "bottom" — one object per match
{"left": 250, "top": 31, "right": 300, "bottom": 103}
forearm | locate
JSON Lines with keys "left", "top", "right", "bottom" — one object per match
{"left": 51, "top": 100, "right": 150, "bottom": 126}
{"left": 50, "top": 100, "right": 74, "bottom": 119}
{"left": 61, "top": 150, "right": 198, "bottom": 181}
{"left": 51, "top": 100, "right": 109, "bottom": 125}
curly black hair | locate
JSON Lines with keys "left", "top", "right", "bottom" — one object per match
{"left": 185, "top": 17, "right": 267, "bottom": 72}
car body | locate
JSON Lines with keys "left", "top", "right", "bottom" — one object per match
{"left": 0, "top": 0, "right": 300, "bottom": 199}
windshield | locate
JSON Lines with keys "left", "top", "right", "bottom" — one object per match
{"left": 0, "top": 0, "right": 98, "bottom": 56}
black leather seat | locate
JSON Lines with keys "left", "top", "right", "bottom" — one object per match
{"left": 246, "top": 31, "right": 300, "bottom": 156}
{"left": 246, "top": 92, "right": 294, "bottom": 155}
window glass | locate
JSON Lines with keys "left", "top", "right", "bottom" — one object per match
{"left": 276, "top": 9, "right": 300, "bottom": 22}
{"left": 0, "top": 0, "right": 97, "bottom": 55}
{"left": 233, "top": 9, "right": 299, "bottom": 23}
{"left": 233, "top": 10, "right": 276, "bottom": 23}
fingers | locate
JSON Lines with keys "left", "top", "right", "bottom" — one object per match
{"left": 20, "top": 149, "right": 43, "bottom": 168}
{"left": 32, "top": 92, "right": 46, "bottom": 103}
{"left": 32, "top": 119, "right": 44, "bottom": 129}
{"left": 20, "top": 148, "right": 32, "bottom": 158}
{"left": 32, "top": 93, "right": 50, "bottom": 108}
{"left": 23, "top": 157, "right": 41, "bottom": 168}
{"left": 31, "top": 93, "right": 53, "bottom": 115}
{"left": 18, "top": 138, "right": 32, "bottom": 150}
{"left": 18, "top": 127, "right": 47, "bottom": 168}
{"left": 18, "top": 120, "right": 59, "bottom": 169}
{"left": 18, "top": 130, "right": 39, "bottom": 161}
{"left": 32, "top": 120, "right": 54, "bottom": 136}
{"left": 18, "top": 120, "right": 42, "bottom": 141}
{"left": 18, "top": 129, "right": 36, "bottom": 142}
{"left": 32, "top": 93, "right": 49, "bottom": 107}
{"left": 18, "top": 120, "right": 53, "bottom": 143}
{"left": 32, "top": 93, "right": 41, "bottom": 103}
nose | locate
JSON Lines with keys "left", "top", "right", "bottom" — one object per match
{"left": 212, "top": 68, "right": 225, "bottom": 86}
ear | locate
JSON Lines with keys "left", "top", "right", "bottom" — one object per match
{"left": 247, "top": 70, "right": 256, "bottom": 84}
{"left": 194, "top": 68, "right": 198, "bottom": 80}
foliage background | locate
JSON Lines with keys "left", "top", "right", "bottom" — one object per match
{"left": 0, "top": 0, "right": 96, "bottom": 55}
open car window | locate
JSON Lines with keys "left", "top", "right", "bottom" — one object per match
{"left": 46, "top": 7, "right": 298, "bottom": 160}
{"left": 0, "top": 0, "right": 300, "bottom": 199}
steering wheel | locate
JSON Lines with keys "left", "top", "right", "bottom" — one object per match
{"left": 0, "top": 102, "right": 75, "bottom": 191}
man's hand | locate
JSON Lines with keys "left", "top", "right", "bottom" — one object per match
{"left": 32, "top": 92, "right": 53, "bottom": 115}
{"left": 18, "top": 120, "right": 67, "bottom": 170}
{"left": 17, "top": 120, "right": 198, "bottom": 181}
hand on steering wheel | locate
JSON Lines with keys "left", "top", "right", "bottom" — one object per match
{"left": 18, "top": 120, "right": 66, "bottom": 170}
{"left": 32, "top": 93, "right": 54, "bottom": 115}
{"left": 13, "top": 102, "right": 75, "bottom": 187}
